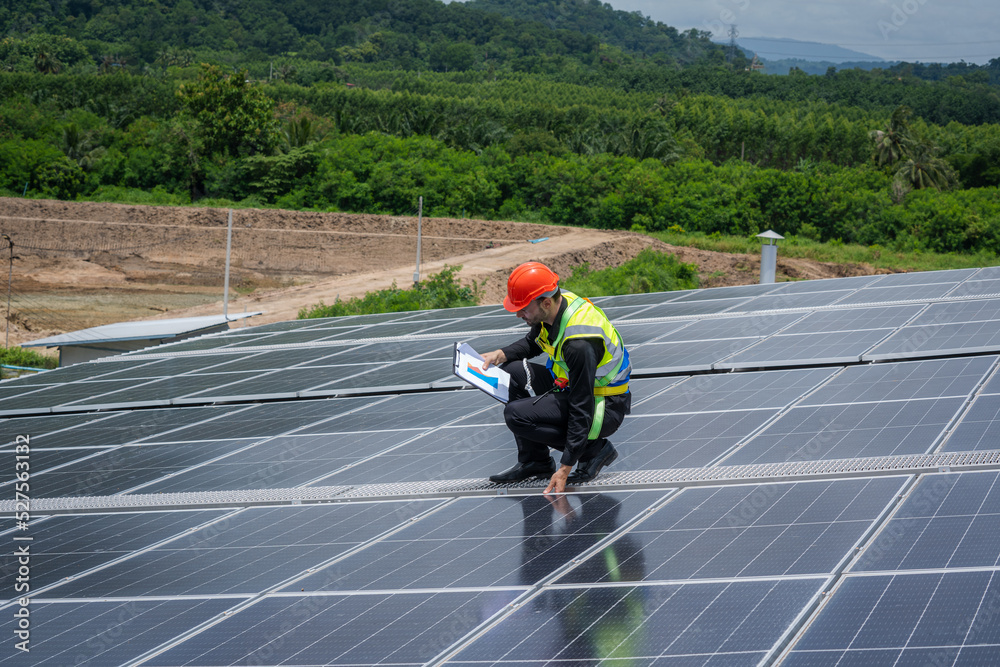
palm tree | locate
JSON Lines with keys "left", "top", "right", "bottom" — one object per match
{"left": 894, "top": 143, "right": 958, "bottom": 191}
{"left": 283, "top": 117, "right": 316, "bottom": 149}
{"left": 869, "top": 105, "right": 914, "bottom": 167}
{"left": 34, "top": 50, "right": 61, "bottom": 74}
{"left": 60, "top": 124, "right": 106, "bottom": 171}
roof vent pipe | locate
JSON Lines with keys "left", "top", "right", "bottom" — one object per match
{"left": 757, "top": 230, "right": 784, "bottom": 284}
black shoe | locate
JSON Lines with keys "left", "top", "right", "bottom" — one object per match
{"left": 489, "top": 457, "right": 556, "bottom": 483}
{"left": 567, "top": 441, "right": 618, "bottom": 484}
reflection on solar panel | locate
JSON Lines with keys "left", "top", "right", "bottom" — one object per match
{"left": 7, "top": 267, "right": 1000, "bottom": 664}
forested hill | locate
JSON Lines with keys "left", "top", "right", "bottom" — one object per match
{"left": 465, "top": 0, "right": 713, "bottom": 60}
{"left": 0, "top": 0, "right": 724, "bottom": 71}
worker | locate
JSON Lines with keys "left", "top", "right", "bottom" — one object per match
{"left": 479, "top": 261, "right": 631, "bottom": 494}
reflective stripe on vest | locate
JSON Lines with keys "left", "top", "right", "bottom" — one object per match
{"left": 535, "top": 291, "right": 631, "bottom": 439}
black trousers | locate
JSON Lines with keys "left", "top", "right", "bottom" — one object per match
{"left": 500, "top": 360, "right": 630, "bottom": 465}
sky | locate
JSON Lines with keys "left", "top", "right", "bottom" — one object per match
{"left": 604, "top": 0, "right": 999, "bottom": 65}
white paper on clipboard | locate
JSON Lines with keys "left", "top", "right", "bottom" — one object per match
{"left": 453, "top": 342, "right": 510, "bottom": 403}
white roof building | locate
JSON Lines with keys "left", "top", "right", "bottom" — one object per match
{"left": 23, "top": 313, "right": 260, "bottom": 366}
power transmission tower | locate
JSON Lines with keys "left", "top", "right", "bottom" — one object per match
{"left": 727, "top": 24, "right": 739, "bottom": 63}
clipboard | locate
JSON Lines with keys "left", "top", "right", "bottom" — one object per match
{"left": 453, "top": 342, "right": 510, "bottom": 403}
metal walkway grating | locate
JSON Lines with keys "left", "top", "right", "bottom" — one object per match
{"left": 11, "top": 448, "right": 1000, "bottom": 515}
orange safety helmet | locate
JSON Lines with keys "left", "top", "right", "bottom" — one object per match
{"left": 503, "top": 262, "right": 559, "bottom": 312}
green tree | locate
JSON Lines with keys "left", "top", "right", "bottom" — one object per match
{"left": 33, "top": 50, "right": 61, "bottom": 74}
{"left": 177, "top": 64, "right": 280, "bottom": 157}
{"left": 60, "top": 123, "right": 105, "bottom": 171}
{"left": 894, "top": 143, "right": 959, "bottom": 191}
{"left": 869, "top": 105, "right": 914, "bottom": 167}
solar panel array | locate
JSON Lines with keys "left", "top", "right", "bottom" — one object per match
{"left": 4, "top": 267, "right": 1000, "bottom": 665}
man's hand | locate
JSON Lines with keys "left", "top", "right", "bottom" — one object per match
{"left": 544, "top": 465, "right": 573, "bottom": 495}
{"left": 480, "top": 349, "right": 506, "bottom": 371}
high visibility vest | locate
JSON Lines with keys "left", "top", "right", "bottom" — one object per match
{"left": 535, "top": 291, "right": 631, "bottom": 439}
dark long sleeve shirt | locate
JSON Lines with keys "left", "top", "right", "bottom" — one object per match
{"left": 501, "top": 302, "right": 606, "bottom": 466}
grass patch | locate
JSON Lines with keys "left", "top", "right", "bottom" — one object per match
{"left": 561, "top": 247, "right": 699, "bottom": 297}
{"left": 0, "top": 347, "right": 58, "bottom": 372}
{"left": 299, "top": 265, "right": 480, "bottom": 319}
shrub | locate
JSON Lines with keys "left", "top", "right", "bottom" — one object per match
{"left": 298, "top": 265, "right": 480, "bottom": 318}
{"left": 561, "top": 247, "right": 699, "bottom": 297}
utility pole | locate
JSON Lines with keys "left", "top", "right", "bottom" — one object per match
{"left": 2, "top": 234, "right": 12, "bottom": 349}
{"left": 223, "top": 209, "right": 233, "bottom": 318}
{"left": 413, "top": 196, "right": 423, "bottom": 285}
{"left": 727, "top": 24, "right": 739, "bottom": 64}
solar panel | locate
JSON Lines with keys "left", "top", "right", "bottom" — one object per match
{"left": 614, "top": 410, "right": 778, "bottom": 469}
{"left": 288, "top": 492, "right": 662, "bottom": 591}
{"left": 780, "top": 304, "right": 923, "bottom": 334}
{"left": 771, "top": 274, "right": 883, "bottom": 293}
{"left": 28, "top": 438, "right": 265, "bottom": 497}
{"left": 0, "top": 510, "right": 231, "bottom": 592}
{"left": 835, "top": 282, "right": 957, "bottom": 305}
{"left": 144, "top": 590, "right": 523, "bottom": 666}
{"left": 909, "top": 297, "right": 1000, "bottom": 326}
{"left": 866, "top": 319, "right": 1000, "bottom": 360}
{"left": 613, "top": 320, "right": 692, "bottom": 344}
{"left": 0, "top": 599, "right": 238, "bottom": 666}
{"left": 722, "top": 398, "right": 965, "bottom": 464}
{"left": 221, "top": 327, "right": 356, "bottom": 347}
{"left": 34, "top": 501, "right": 445, "bottom": 598}
{"left": 640, "top": 367, "right": 836, "bottom": 413}
{"left": 311, "top": 424, "right": 512, "bottom": 485}
{"left": 64, "top": 372, "right": 259, "bottom": 408}
{"left": 632, "top": 338, "right": 759, "bottom": 373}
{"left": 671, "top": 283, "right": 780, "bottom": 301}
{"left": 802, "top": 356, "right": 997, "bottom": 405}
{"left": 783, "top": 570, "right": 1000, "bottom": 664}
{"left": 136, "top": 434, "right": 365, "bottom": 492}
{"left": 620, "top": 297, "right": 751, "bottom": 319}
{"left": 716, "top": 329, "right": 895, "bottom": 369}
{"left": 875, "top": 267, "right": 978, "bottom": 285}
{"left": 663, "top": 312, "right": 805, "bottom": 341}
{"left": 944, "top": 395, "right": 1000, "bottom": 452}
{"left": 974, "top": 266, "right": 1000, "bottom": 280}
{"left": 11, "top": 266, "right": 1000, "bottom": 664}
{"left": 560, "top": 477, "right": 905, "bottom": 582}
{"left": 947, "top": 277, "right": 1000, "bottom": 298}
{"left": 854, "top": 471, "right": 1000, "bottom": 572}
{"left": 738, "top": 289, "right": 854, "bottom": 311}
{"left": 449, "top": 579, "right": 825, "bottom": 664}
{"left": 0, "top": 378, "right": 144, "bottom": 412}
